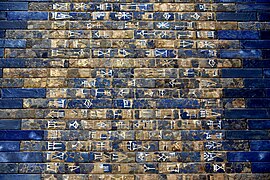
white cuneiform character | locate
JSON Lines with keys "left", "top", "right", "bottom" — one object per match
{"left": 180, "top": 40, "right": 194, "bottom": 48}
{"left": 52, "top": 152, "right": 65, "bottom": 160}
{"left": 84, "top": 99, "right": 93, "bottom": 108}
{"left": 204, "top": 152, "right": 217, "bottom": 161}
{"left": 127, "top": 141, "right": 142, "bottom": 151}
{"left": 144, "top": 164, "right": 156, "bottom": 172}
{"left": 92, "top": 12, "right": 106, "bottom": 20}
{"left": 213, "top": 164, "right": 225, "bottom": 172}
{"left": 155, "top": 49, "right": 168, "bottom": 57}
{"left": 163, "top": 13, "right": 171, "bottom": 20}
{"left": 167, "top": 164, "right": 181, "bottom": 173}
{"left": 53, "top": 3, "right": 69, "bottom": 11}
{"left": 157, "top": 153, "right": 168, "bottom": 162}
{"left": 52, "top": 12, "right": 72, "bottom": 20}
{"left": 157, "top": 22, "right": 170, "bottom": 29}
{"left": 68, "top": 165, "right": 80, "bottom": 172}
{"left": 115, "top": 12, "right": 132, "bottom": 20}
{"left": 69, "top": 120, "right": 80, "bottom": 129}
{"left": 47, "top": 142, "right": 63, "bottom": 150}
{"left": 191, "top": 13, "right": 200, "bottom": 20}
{"left": 46, "top": 163, "right": 60, "bottom": 173}
{"left": 208, "top": 59, "right": 216, "bottom": 67}
{"left": 123, "top": 99, "right": 132, "bottom": 108}
{"left": 205, "top": 141, "right": 222, "bottom": 150}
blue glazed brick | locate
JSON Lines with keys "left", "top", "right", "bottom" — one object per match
{"left": 216, "top": 12, "right": 257, "bottom": 21}
{"left": 0, "top": 163, "right": 18, "bottom": 173}
{"left": 0, "top": 142, "right": 20, "bottom": 152}
{"left": 267, "top": 89, "right": 270, "bottom": 97}
{"left": 113, "top": 99, "right": 133, "bottom": 108}
{"left": 155, "top": 49, "right": 176, "bottom": 58}
{"left": 0, "top": 12, "right": 7, "bottom": 20}
{"left": 178, "top": 50, "right": 216, "bottom": 58}
{"left": 222, "top": 88, "right": 265, "bottom": 98}
{"left": 252, "top": 163, "right": 270, "bottom": 173}
{"left": 246, "top": 98, "right": 270, "bottom": 108}
{"left": 0, "top": 68, "right": 2, "bottom": 77}
{"left": 228, "top": 152, "right": 270, "bottom": 162}
{"left": 218, "top": 30, "right": 259, "bottom": 40}
{"left": 133, "top": 99, "right": 155, "bottom": 109}
{"left": 0, "top": 40, "right": 4, "bottom": 47}
{"left": 243, "top": 60, "right": 270, "bottom": 68}
{"left": 0, "top": 99, "right": 23, "bottom": 108}
{"left": 221, "top": 68, "right": 262, "bottom": 78}
{"left": 264, "top": 69, "right": 270, "bottom": 77}
{"left": 260, "top": 31, "right": 270, "bottom": 39}
{"left": 0, "top": 152, "right": 43, "bottom": 162}
{"left": 0, "top": 3, "right": 28, "bottom": 11}
{"left": 225, "top": 109, "right": 270, "bottom": 119}
{"left": 4, "top": 39, "right": 26, "bottom": 48}
{"left": 219, "top": 50, "right": 261, "bottom": 59}
{"left": 1, "top": 88, "right": 46, "bottom": 98}
{"left": 248, "top": 120, "right": 270, "bottom": 129}
{"left": 110, "top": 12, "right": 132, "bottom": 21}
{"left": 226, "top": 130, "right": 270, "bottom": 139}
{"left": 0, "top": 175, "right": 40, "bottom": 180}
{"left": 68, "top": 99, "right": 112, "bottom": 108}
{"left": 7, "top": 12, "right": 49, "bottom": 20}
{"left": 0, "top": 120, "right": 21, "bottom": 129}
{"left": 153, "top": 12, "right": 174, "bottom": 21}
{"left": 180, "top": 152, "right": 201, "bottom": 162}
{"left": 258, "top": 13, "right": 270, "bottom": 21}
{"left": 156, "top": 99, "right": 200, "bottom": 109}
{"left": 0, "top": 59, "right": 26, "bottom": 68}
{"left": 0, "top": 21, "right": 27, "bottom": 29}
{"left": 0, "top": 48, "right": 3, "bottom": 57}
{"left": 241, "top": 40, "right": 270, "bottom": 49}
{"left": 262, "top": 50, "right": 270, "bottom": 59}
{"left": 237, "top": 4, "right": 270, "bottom": 11}
{"left": 244, "top": 79, "right": 270, "bottom": 88}
{"left": 0, "top": 31, "right": 5, "bottom": 38}
{"left": 0, "top": 130, "right": 44, "bottom": 140}
{"left": 250, "top": 141, "right": 270, "bottom": 150}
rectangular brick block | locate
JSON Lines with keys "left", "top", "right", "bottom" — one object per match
{"left": 0, "top": 130, "right": 44, "bottom": 140}
{"left": 1, "top": 88, "right": 46, "bottom": 98}
{"left": 0, "top": 3, "right": 28, "bottom": 11}
{"left": 0, "top": 21, "right": 27, "bottom": 29}
{"left": 7, "top": 12, "right": 48, "bottom": 20}
{"left": 0, "top": 99, "right": 23, "bottom": 108}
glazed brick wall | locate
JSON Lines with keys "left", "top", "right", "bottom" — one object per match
{"left": 0, "top": 0, "right": 270, "bottom": 179}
